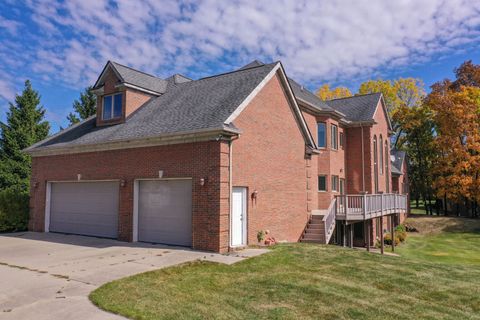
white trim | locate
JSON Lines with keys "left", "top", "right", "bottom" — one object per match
{"left": 372, "top": 95, "right": 393, "bottom": 131}
{"left": 224, "top": 63, "right": 281, "bottom": 124}
{"left": 94, "top": 62, "right": 124, "bottom": 88}
{"left": 44, "top": 182, "right": 51, "bottom": 232}
{"left": 133, "top": 180, "right": 139, "bottom": 242}
{"left": 116, "top": 83, "right": 161, "bottom": 96}
{"left": 133, "top": 177, "right": 193, "bottom": 244}
{"left": 225, "top": 63, "right": 317, "bottom": 149}
{"left": 26, "top": 127, "right": 241, "bottom": 157}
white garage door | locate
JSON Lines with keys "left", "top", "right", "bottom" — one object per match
{"left": 49, "top": 181, "right": 119, "bottom": 238}
{"left": 138, "top": 179, "right": 192, "bottom": 246}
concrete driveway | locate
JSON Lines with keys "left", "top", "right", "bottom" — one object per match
{"left": 0, "top": 232, "right": 267, "bottom": 320}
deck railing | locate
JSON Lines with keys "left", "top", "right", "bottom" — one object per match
{"left": 322, "top": 197, "right": 337, "bottom": 243}
{"left": 335, "top": 193, "right": 407, "bottom": 221}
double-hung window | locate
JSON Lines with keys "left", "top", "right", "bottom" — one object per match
{"left": 102, "top": 93, "right": 123, "bottom": 120}
{"left": 331, "top": 175, "right": 339, "bottom": 192}
{"left": 317, "top": 122, "right": 326, "bottom": 148}
{"left": 340, "top": 132, "right": 345, "bottom": 148}
{"left": 318, "top": 175, "right": 327, "bottom": 191}
{"left": 331, "top": 124, "right": 338, "bottom": 150}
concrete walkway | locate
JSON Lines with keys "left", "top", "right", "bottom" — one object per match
{"left": 0, "top": 232, "right": 268, "bottom": 320}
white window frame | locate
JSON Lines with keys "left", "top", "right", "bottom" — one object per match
{"left": 102, "top": 93, "right": 123, "bottom": 120}
{"left": 331, "top": 124, "right": 338, "bottom": 150}
{"left": 331, "top": 175, "right": 339, "bottom": 192}
{"left": 317, "top": 122, "right": 327, "bottom": 149}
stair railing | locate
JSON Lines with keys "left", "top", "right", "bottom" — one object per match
{"left": 322, "top": 197, "right": 337, "bottom": 244}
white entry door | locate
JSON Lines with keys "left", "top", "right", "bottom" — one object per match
{"left": 231, "top": 187, "right": 247, "bottom": 246}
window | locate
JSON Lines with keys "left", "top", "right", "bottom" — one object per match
{"left": 379, "top": 135, "right": 384, "bottom": 174}
{"left": 331, "top": 124, "right": 338, "bottom": 150}
{"left": 340, "top": 132, "right": 345, "bottom": 148}
{"left": 318, "top": 175, "right": 327, "bottom": 191}
{"left": 331, "top": 175, "right": 339, "bottom": 192}
{"left": 102, "top": 93, "right": 123, "bottom": 120}
{"left": 340, "top": 178, "right": 345, "bottom": 195}
{"left": 373, "top": 136, "right": 379, "bottom": 193}
{"left": 317, "top": 123, "right": 326, "bottom": 148}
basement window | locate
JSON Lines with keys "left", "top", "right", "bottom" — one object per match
{"left": 103, "top": 93, "right": 123, "bottom": 120}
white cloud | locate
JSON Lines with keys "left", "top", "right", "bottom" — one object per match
{"left": 0, "top": 77, "right": 16, "bottom": 102}
{"left": 0, "top": 16, "right": 21, "bottom": 35}
{"left": 18, "top": 0, "right": 480, "bottom": 88}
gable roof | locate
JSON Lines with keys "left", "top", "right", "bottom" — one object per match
{"left": 94, "top": 61, "right": 168, "bottom": 94}
{"left": 287, "top": 78, "right": 335, "bottom": 112}
{"left": 391, "top": 149, "right": 406, "bottom": 175}
{"left": 26, "top": 61, "right": 316, "bottom": 155}
{"left": 325, "top": 93, "right": 382, "bottom": 122}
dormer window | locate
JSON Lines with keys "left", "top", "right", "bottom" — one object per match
{"left": 102, "top": 93, "right": 123, "bottom": 120}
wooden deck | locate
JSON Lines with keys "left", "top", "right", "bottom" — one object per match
{"left": 335, "top": 193, "right": 408, "bottom": 222}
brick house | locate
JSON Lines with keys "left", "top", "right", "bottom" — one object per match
{"left": 26, "top": 60, "right": 408, "bottom": 253}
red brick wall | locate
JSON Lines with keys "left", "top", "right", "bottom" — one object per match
{"left": 301, "top": 110, "right": 319, "bottom": 212}
{"left": 231, "top": 73, "right": 311, "bottom": 244}
{"left": 370, "top": 101, "right": 391, "bottom": 193}
{"left": 96, "top": 68, "right": 154, "bottom": 126}
{"left": 345, "top": 126, "right": 372, "bottom": 194}
{"left": 29, "top": 141, "right": 225, "bottom": 252}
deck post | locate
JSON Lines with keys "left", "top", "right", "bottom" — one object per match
{"left": 349, "top": 224, "right": 354, "bottom": 248}
{"left": 343, "top": 222, "right": 347, "bottom": 247}
{"left": 365, "top": 220, "right": 370, "bottom": 252}
{"left": 391, "top": 214, "right": 395, "bottom": 252}
{"left": 363, "top": 194, "right": 367, "bottom": 219}
{"left": 380, "top": 216, "right": 384, "bottom": 254}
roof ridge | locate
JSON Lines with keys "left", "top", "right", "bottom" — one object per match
{"left": 110, "top": 61, "right": 163, "bottom": 81}
{"left": 327, "top": 92, "right": 381, "bottom": 102}
{"left": 196, "top": 62, "right": 277, "bottom": 82}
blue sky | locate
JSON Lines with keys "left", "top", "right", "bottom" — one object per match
{"left": 1, "top": 0, "right": 480, "bottom": 132}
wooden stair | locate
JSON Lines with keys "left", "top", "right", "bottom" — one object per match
{"left": 301, "top": 215, "right": 327, "bottom": 244}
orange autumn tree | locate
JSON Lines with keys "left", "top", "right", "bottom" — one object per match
{"left": 426, "top": 81, "right": 480, "bottom": 216}
{"left": 316, "top": 84, "right": 352, "bottom": 100}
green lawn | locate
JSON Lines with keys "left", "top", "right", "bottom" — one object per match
{"left": 90, "top": 216, "right": 480, "bottom": 320}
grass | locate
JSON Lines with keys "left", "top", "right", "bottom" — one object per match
{"left": 90, "top": 216, "right": 480, "bottom": 320}
{"left": 398, "top": 215, "right": 480, "bottom": 265}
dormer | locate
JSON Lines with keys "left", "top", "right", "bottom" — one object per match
{"left": 91, "top": 61, "right": 167, "bottom": 126}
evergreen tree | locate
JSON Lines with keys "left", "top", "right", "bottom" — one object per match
{"left": 0, "top": 80, "right": 50, "bottom": 191}
{"left": 67, "top": 86, "right": 96, "bottom": 125}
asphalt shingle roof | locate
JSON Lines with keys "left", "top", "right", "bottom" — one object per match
{"left": 109, "top": 61, "right": 168, "bottom": 94}
{"left": 391, "top": 149, "right": 406, "bottom": 175}
{"left": 325, "top": 93, "right": 382, "bottom": 122}
{"left": 37, "top": 63, "right": 277, "bottom": 149}
{"left": 287, "top": 78, "right": 333, "bottom": 112}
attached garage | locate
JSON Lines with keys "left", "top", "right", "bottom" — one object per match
{"left": 48, "top": 181, "right": 119, "bottom": 238}
{"left": 136, "top": 179, "right": 192, "bottom": 246}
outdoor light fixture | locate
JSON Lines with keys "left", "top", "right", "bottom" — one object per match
{"left": 252, "top": 190, "right": 258, "bottom": 199}
{"left": 120, "top": 179, "right": 126, "bottom": 187}
{"left": 77, "top": 174, "right": 81, "bottom": 181}
{"left": 200, "top": 178, "right": 206, "bottom": 186}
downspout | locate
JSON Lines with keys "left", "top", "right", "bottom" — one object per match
{"left": 361, "top": 125, "right": 365, "bottom": 192}
{"left": 228, "top": 136, "right": 238, "bottom": 250}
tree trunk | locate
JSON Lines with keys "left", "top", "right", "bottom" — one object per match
{"left": 443, "top": 193, "right": 448, "bottom": 215}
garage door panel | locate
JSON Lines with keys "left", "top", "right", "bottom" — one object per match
{"left": 49, "top": 182, "right": 119, "bottom": 238}
{"left": 138, "top": 180, "right": 192, "bottom": 246}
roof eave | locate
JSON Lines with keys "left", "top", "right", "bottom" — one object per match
{"left": 25, "top": 126, "right": 241, "bottom": 157}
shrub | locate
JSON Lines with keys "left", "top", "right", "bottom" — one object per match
{"left": 383, "top": 233, "right": 401, "bottom": 246}
{"left": 395, "top": 224, "right": 406, "bottom": 233}
{"left": 0, "top": 188, "right": 30, "bottom": 232}
{"left": 257, "top": 230, "right": 265, "bottom": 243}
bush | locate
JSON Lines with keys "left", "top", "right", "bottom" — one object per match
{"left": 383, "top": 233, "right": 401, "bottom": 246}
{"left": 395, "top": 224, "right": 406, "bottom": 233}
{"left": 0, "top": 188, "right": 30, "bottom": 232}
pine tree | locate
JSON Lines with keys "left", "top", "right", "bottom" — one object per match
{"left": 0, "top": 80, "right": 50, "bottom": 191}
{"left": 67, "top": 86, "right": 97, "bottom": 125}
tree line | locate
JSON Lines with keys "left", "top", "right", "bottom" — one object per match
{"left": 317, "top": 60, "right": 480, "bottom": 218}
